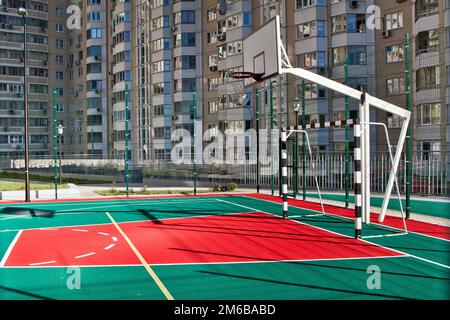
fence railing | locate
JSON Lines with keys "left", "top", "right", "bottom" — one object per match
{"left": 0, "top": 151, "right": 448, "bottom": 196}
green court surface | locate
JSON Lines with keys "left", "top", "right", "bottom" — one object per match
{"left": 300, "top": 192, "right": 450, "bottom": 219}
{"left": 0, "top": 195, "right": 448, "bottom": 300}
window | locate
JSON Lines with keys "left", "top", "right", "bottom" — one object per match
{"left": 56, "top": 23, "right": 64, "bottom": 32}
{"left": 208, "top": 77, "right": 219, "bottom": 91}
{"left": 208, "top": 101, "right": 219, "bottom": 114}
{"left": 55, "top": 55, "right": 64, "bottom": 64}
{"left": 56, "top": 71, "right": 64, "bottom": 80}
{"left": 387, "top": 113, "right": 402, "bottom": 128}
{"left": 173, "top": 11, "right": 195, "bottom": 24}
{"left": 386, "top": 77, "right": 405, "bottom": 96}
{"left": 173, "top": 33, "right": 196, "bottom": 47}
{"left": 417, "top": 103, "right": 441, "bottom": 125}
{"left": 303, "top": 52, "right": 326, "bottom": 68}
{"left": 385, "top": 11, "right": 403, "bottom": 30}
{"left": 415, "top": 0, "right": 439, "bottom": 19}
{"left": 297, "top": 21, "right": 325, "bottom": 39}
{"left": 331, "top": 46, "right": 366, "bottom": 66}
{"left": 56, "top": 39, "right": 64, "bottom": 49}
{"left": 56, "top": 104, "right": 64, "bottom": 112}
{"left": 88, "top": 11, "right": 102, "bottom": 21}
{"left": 152, "top": 37, "right": 170, "bottom": 51}
{"left": 416, "top": 29, "right": 439, "bottom": 55}
{"left": 416, "top": 66, "right": 440, "bottom": 90}
{"left": 56, "top": 7, "right": 64, "bottom": 17}
{"left": 296, "top": 0, "right": 326, "bottom": 10}
{"left": 152, "top": 16, "right": 170, "bottom": 30}
{"left": 207, "top": 31, "right": 217, "bottom": 44}
{"left": 386, "top": 44, "right": 404, "bottom": 63}
{"left": 207, "top": 8, "right": 217, "bottom": 22}
{"left": 87, "top": 28, "right": 102, "bottom": 39}
{"left": 153, "top": 105, "right": 165, "bottom": 117}
{"left": 173, "top": 56, "right": 196, "bottom": 70}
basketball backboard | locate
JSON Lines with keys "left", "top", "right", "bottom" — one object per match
{"left": 242, "top": 16, "right": 282, "bottom": 81}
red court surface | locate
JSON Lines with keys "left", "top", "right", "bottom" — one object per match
{"left": 3, "top": 212, "right": 402, "bottom": 267}
{"left": 249, "top": 194, "right": 450, "bottom": 240}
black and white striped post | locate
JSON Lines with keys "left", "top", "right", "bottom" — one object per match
{"left": 281, "top": 128, "right": 288, "bottom": 219}
{"left": 354, "top": 118, "right": 362, "bottom": 239}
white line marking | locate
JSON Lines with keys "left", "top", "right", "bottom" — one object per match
{"left": 232, "top": 197, "right": 450, "bottom": 269}
{"left": 104, "top": 244, "right": 115, "bottom": 250}
{"left": 72, "top": 229, "right": 88, "bottom": 232}
{"left": 0, "top": 255, "right": 409, "bottom": 269}
{"left": 39, "top": 228, "right": 59, "bottom": 231}
{"left": 29, "top": 260, "right": 57, "bottom": 266}
{"left": 75, "top": 252, "right": 96, "bottom": 259}
{"left": 0, "top": 209, "right": 252, "bottom": 234}
{"left": 98, "top": 232, "right": 110, "bottom": 236}
{"left": 112, "top": 237, "right": 118, "bottom": 242}
{"left": 0, "top": 230, "right": 23, "bottom": 267}
{"left": 243, "top": 195, "right": 450, "bottom": 243}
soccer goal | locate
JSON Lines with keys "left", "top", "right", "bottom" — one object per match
{"left": 233, "top": 16, "right": 411, "bottom": 239}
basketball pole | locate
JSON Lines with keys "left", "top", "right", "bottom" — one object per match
{"left": 345, "top": 56, "right": 350, "bottom": 208}
{"left": 270, "top": 81, "right": 274, "bottom": 196}
{"left": 193, "top": 91, "right": 197, "bottom": 196}
{"left": 302, "top": 80, "right": 306, "bottom": 201}
{"left": 256, "top": 86, "right": 260, "bottom": 193}
{"left": 405, "top": 33, "right": 411, "bottom": 219}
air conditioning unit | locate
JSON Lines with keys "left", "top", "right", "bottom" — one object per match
{"left": 94, "top": 56, "right": 101, "bottom": 61}
{"left": 42, "top": 60, "right": 48, "bottom": 66}
{"left": 7, "top": 24, "right": 13, "bottom": 29}
{"left": 381, "top": 30, "right": 390, "bottom": 38}
{"left": 3, "top": 127, "right": 8, "bottom": 132}
{"left": 96, "top": 108, "right": 102, "bottom": 112}
{"left": 211, "top": 136, "right": 216, "bottom": 142}
{"left": 16, "top": 93, "right": 22, "bottom": 98}
{"left": 171, "top": 26, "right": 178, "bottom": 32}
{"left": 350, "top": 1, "right": 358, "bottom": 9}
{"left": 41, "top": 27, "right": 47, "bottom": 32}
{"left": 0, "top": 24, "right": 5, "bottom": 29}
{"left": 9, "top": 109, "right": 14, "bottom": 114}
{"left": 317, "top": 67, "right": 326, "bottom": 74}
{"left": 209, "top": 65, "right": 218, "bottom": 72}
{"left": 172, "top": 115, "right": 178, "bottom": 120}
{"left": 76, "top": 43, "right": 81, "bottom": 48}
{"left": 76, "top": 60, "right": 81, "bottom": 65}
{"left": 68, "top": 62, "right": 73, "bottom": 68}
{"left": 217, "top": 33, "right": 226, "bottom": 41}
{"left": 2, "top": 7, "right": 8, "bottom": 12}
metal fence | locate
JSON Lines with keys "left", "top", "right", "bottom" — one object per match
{"left": 0, "top": 151, "right": 448, "bottom": 196}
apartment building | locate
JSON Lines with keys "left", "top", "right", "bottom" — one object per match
{"left": 0, "top": 0, "right": 447, "bottom": 167}
{"left": 132, "top": 0, "right": 204, "bottom": 164}
{"left": 411, "top": 0, "right": 448, "bottom": 157}
{"left": 0, "top": 0, "right": 52, "bottom": 158}
{"left": 111, "top": 0, "right": 133, "bottom": 161}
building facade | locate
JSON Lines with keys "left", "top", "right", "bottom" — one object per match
{"left": 0, "top": 0, "right": 447, "bottom": 167}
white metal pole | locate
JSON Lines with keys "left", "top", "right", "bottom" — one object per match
{"left": 364, "top": 98, "right": 371, "bottom": 224}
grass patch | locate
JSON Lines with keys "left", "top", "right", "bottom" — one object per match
{"left": 0, "top": 171, "right": 111, "bottom": 185}
{"left": 0, "top": 180, "right": 69, "bottom": 192}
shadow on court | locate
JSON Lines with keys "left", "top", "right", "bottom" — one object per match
{"left": 0, "top": 207, "right": 55, "bottom": 218}
{"left": 0, "top": 285, "right": 56, "bottom": 300}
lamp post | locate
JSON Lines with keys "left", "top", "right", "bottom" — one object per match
{"left": 57, "top": 124, "right": 64, "bottom": 185}
{"left": 293, "top": 97, "right": 300, "bottom": 198}
{"left": 18, "top": 7, "right": 30, "bottom": 202}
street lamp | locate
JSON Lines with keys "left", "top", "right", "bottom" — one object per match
{"left": 57, "top": 124, "right": 64, "bottom": 184}
{"left": 18, "top": 7, "right": 30, "bottom": 202}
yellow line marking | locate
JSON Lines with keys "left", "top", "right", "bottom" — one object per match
{"left": 105, "top": 212, "right": 174, "bottom": 300}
